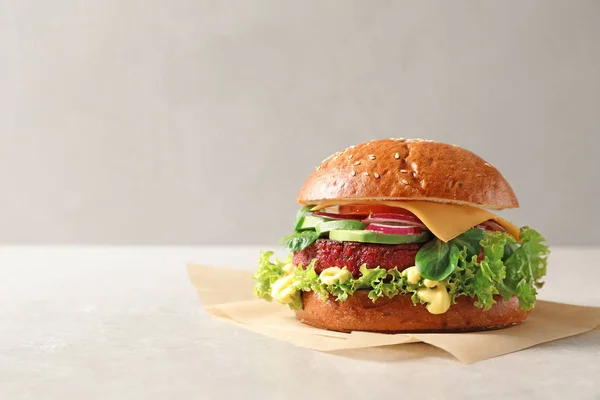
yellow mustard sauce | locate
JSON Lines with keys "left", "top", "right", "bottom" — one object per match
{"left": 417, "top": 283, "right": 451, "bottom": 314}
{"left": 402, "top": 266, "right": 422, "bottom": 284}
{"left": 319, "top": 267, "right": 351, "bottom": 286}
{"left": 270, "top": 274, "right": 297, "bottom": 304}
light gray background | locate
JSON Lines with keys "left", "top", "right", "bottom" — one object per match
{"left": 1, "top": 1, "right": 599, "bottom": 245}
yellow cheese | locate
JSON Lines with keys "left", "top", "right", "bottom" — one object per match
{"left": 493, "top": 216, "right": 520, "bottom": 242}
{"left": 311, "top": 200, "right": 519, "bottom": 242}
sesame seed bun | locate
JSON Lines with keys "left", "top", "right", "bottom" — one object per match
{"left": 295, "top": 291, "right": 529, "bottom": 333}
{"left": 296, "top": 139, "right": 518, "bottom": 210}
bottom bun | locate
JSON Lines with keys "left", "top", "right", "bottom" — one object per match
{"left": 295, "top": 291, "right": 530, "bottom": 333}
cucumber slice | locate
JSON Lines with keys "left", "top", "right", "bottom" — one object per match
{"left": 315, "top": 220, "right": 365, "bottom": 236}
{"left": 296, "top": 215, "right": 327, "bottom": 231}
{"left": 329, "top": 230, "right": 430, "bottom": 244}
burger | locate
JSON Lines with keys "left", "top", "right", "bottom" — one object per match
{"left": 253, "top": 138, "right": 549, "bottom": 332}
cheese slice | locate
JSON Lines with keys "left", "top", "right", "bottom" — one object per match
{"left": 311, "top": 200, "right": 519, "bottom": 242}
{"left": 492, "top": 216, "right": 520, "bottom": 242}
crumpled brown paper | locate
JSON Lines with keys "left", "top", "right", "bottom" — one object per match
{"left": 187, "top": 264, "right": 600, "bottom": 363}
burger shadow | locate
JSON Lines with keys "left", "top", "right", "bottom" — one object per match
{"left": 327, "top": 342, "right": 455, "bottom": 362}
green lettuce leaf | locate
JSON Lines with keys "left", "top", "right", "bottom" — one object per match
{"left": 293, "top": 263, "right": 359, "bottom": 302}
{"left": 252, "top": 251, "right": 287, "bottom": 301}
{"left": 446, "top": 228, "right": 549, "bottom": 311}
{"left": 254, "top": 227, "right": 549, "bottom": 313}
{"left": 357, "top": 265, "right": 389, "bottom": 301}
{"left": 516, "top": 279, "right": 537, "bottom": 308}
{"left": 451, "top": 228, "right": 486, "bottom": 258}
{"left": 502, "top": 227, "right": 549, "bottom": 309}
{"left": 293, "top": 260, "right": 328, "bottom": 300}
{"left": 381, "top": 268, "right": 403, "bottom": 299}
{"left": 329, "top": 272, "right": 358, "bottom": 301}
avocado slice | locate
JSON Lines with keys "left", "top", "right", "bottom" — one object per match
{"left": 315, "top": 220, "right": 365, "bottom": 236}
{"left": 329, "top": 230, "right": 430, "bottom": 244}
{"left": 296, "top": 215, "right": 327, "bottom": 231}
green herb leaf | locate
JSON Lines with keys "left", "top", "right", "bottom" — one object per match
{"left": 279, "top": 230, "right": 319, "bottom": 252}
{"left": 415, "top": 239, "right": 459, "bottom": 281}
{"left": 450, "top": 228, "right": 485, "bottom": 257}
{"left": 416, "top": 228, "right": 483, "bottom": 282}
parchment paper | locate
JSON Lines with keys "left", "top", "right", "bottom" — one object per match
{"left": 187, "top": 264, "right": 600, "bottom": 363}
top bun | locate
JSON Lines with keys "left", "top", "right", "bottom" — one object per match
{"left": 296, "top": 138, "right": 518, "bottom": 210}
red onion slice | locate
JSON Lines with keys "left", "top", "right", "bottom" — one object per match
{"left": 485, "top": 220, "right": 506, "bottom": 232}
{"left": 313, "top": 212, "right": 367, "bottom": 220}
{"left": 476, "top": 220, "right": 506, "bottom": 232}
{"left": 362, "top": 213, "right": 426, "bottom": 229}
{"left": 371, "top": 213, "right": 419, "bottom": 220}
{"left": 365, "top": 223, "right": 423, "bottom": 235}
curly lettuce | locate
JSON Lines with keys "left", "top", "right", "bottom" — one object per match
{"left": 252, "top": 251, "right": 288, "bottom": 301}
{"left": 446, "top": 227, "right": 549, "bottom": 310}
{"left": 253, "top": 227, "right": 549, "bottom": 312}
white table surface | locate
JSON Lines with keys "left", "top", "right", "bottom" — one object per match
{"left": 1, "top": 246, "right": 599, "bottom": 400}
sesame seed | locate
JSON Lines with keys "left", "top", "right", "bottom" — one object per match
{"left": 374, "top": 172, "right": 380, "bottom": 179}
{"left": 363, "top": 172, "right": 369, "bottom": 176}
{"left": 351, "top": 170, "right": 356, "bottom": 176}
{"left": 366, "top": 142, "right": 371, "bottom": 146}
{"left": 354, "top": 161, "right": 361, "bottom": 166}
{"left": 315, "top": 165, "right": 321, "bottom": 171}
{"left": 333, "top": 155, "right": 338, "bottom": 160}
{"left": 349, "top": 145, "right": 355, "bottom": 149}
{"left": 484, "top": 162, "right": 491, "bottom": 167}
{"left": 400, "top": 169, "right": 407, "bottom": 173}
{"left": 368, "top": 154, "right": 376, "bottom": 160}
{"left": 348, "top": 154, "right": 353, "bottom": 159}
{"left": 394, "top": 153, "right": 400, "bottom": 159}
{"left": 401, "top": 179, "right": 409, "bottom": 185}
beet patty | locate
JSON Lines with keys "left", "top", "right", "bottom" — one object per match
{"left": 293, "top": 239, "right": 421, "bottom": 278}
